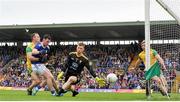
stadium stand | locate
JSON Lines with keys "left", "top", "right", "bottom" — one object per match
{"left": 0, "top": 21, "right": 179, "bottom": 92}
{"left": 0, "top": 43, "right": 177, "bottom": 91}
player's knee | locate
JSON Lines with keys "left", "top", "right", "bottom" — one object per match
{"left": 68, "top": 77, "right": 76, "bottom": 83}
{"left": 155, "top": 79, "right": 162, "bottom": 86}
{"left": 67, "top": 77, "right": 73, "bottom": 83}
{"left": 43, "top": 72, "right": 53, "bottom": 80}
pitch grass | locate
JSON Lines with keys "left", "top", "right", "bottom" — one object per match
{"left": 0, "top": 90, "right": 179, "bottom": 101}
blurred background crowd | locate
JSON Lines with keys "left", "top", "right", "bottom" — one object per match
{"left": 0, "top": 42, "right": 178, "bottom": 91}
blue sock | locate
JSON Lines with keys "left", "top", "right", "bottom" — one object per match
{"left": 51, "top": 90, "right": 55, "bottom": 95}
{"left": 37, "top": 85, "right": 41, "bottom": 90}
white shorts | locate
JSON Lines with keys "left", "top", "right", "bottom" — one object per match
{"left": 32, "top": 64, "right": 47, "bottom": 75}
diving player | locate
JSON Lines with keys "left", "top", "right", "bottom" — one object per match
{"left": 58, "top": 43, "right": 105, "bottom": 97}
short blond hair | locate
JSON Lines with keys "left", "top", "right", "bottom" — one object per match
{"left": 78, "top": 42, "right": 85, "bottom": 47}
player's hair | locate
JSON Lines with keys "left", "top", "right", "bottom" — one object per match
{"left": 43, "top": 34, "right": 51, "bottom": 40}
{"left": 78, "top": 42, "right": 85, "bottom": 47}
{"left": 31, "top": 32, "right": 39, "bottom": 39}
{"left": 141, "top": 40, "right": 145, "bottom": 45}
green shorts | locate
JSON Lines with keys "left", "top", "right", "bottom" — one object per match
{"left": 145, "top": 62, "right": 161, "bottom": 80}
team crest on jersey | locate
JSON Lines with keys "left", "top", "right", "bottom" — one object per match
{"left": 72, "top": 62, "right": 78, "bottom": 68}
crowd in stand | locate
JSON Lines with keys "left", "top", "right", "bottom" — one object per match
{"left": 0, "top": 43, "right": 178, "bottom": 91}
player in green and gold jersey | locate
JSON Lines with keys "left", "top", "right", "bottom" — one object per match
{"left": 134, "top": 40, "right": 169, "bottom": 98}
{"left": 26, "top": 33, "right": 42, "bottom": 95}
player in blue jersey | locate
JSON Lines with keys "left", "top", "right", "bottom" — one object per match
{"left": 31, "top": 34, "right": 59, "bottom": 96}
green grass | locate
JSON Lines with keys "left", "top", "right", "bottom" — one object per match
{"left": 0, "top": 90, "right": 179, "bottom": 101}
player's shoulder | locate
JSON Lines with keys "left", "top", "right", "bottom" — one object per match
{"left": 46, "top": 45, "right": 50, "bottom": 49}
{"left": 139, "top": 51, "right": 144, "bottom": 55}
{"left": 151, "top": 48, "right": 158, "bottom": 55}
{"left": 69, "top": 52, "right": 76, "bottom": 55}
{"left": 26, "top": 43, "right": 34, "bottom": 53}
{"left": 26, "top": 42, "right": 33, "bottom": 48}
{"left": 26, "top": 42, "right": 35, "bottom": 49}
{"left": 35, "top": 42, "right": 42, "bottom": 47}
{"left": 151, "top": 48, "right": 156, "bottom": 52}
{"left": 36, "top": 42, "right": 41, "bottom": 45}
{"left": 81, "top": 54, "right": 88, "bottom": 60}
{"left": 139, "top": 51, "right": 145, "bottom": 57}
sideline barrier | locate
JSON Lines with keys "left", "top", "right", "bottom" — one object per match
{"left": 0, "top": 87, "right": 146, "bottom": 93}
{"left": 79, "top": 89, "right": 146, "bottom": 93}
{"left": 0, "top": 86, "right": 13, "bottom": 90}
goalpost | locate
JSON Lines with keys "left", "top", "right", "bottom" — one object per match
{"left": 145, "top": 0, "right": 180, "bottom": 98}
{"left": 156, "top": 0, "right": 180, "bottom": 25}
{"left": 145, "top": 0, "right": 151, "bottom": 98}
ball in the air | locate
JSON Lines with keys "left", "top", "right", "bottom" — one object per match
{"left": 107, "top": 73, "right": 118, "bottom": 83}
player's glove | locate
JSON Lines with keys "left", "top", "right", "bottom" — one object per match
{"left": 95, "top": 77, "right": 106, "bottom": 87}
{"left": 39, "top": 49, "right": 47, "bottom": 55}
{"left": 57, "top": 72, "right": 64, "bottom": 80}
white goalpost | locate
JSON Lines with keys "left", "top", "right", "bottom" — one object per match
{"left": 156, "top": 0, "right": 180, "bottom": 25}
{"left": 145, "top": 0, "right": 151, "bottom": 99}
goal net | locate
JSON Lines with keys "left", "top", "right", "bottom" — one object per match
{"left": 145, "top": 0, "right": 180, "bottom": 94}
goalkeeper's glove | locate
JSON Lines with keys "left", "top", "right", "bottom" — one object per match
{"left": 95, "top": 77, "right": 106, "bottom": 87}
{"left": 57, "top": 72, "right": 64, "bottom": 80}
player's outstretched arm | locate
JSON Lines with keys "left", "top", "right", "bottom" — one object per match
{"left": 57, "top": 55, "right": 70, "bottom": 80}
{"left": 85, "top": 60, "right": 105, "bottom": 87}
{"left": 155, "top": 54, "right": 166, "bottom": 70}
{"left": 133, "top": 58, "right": 142, "bottom": 70}
{"left": 85, "top": 61, "right": 96, "bottom": 78}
